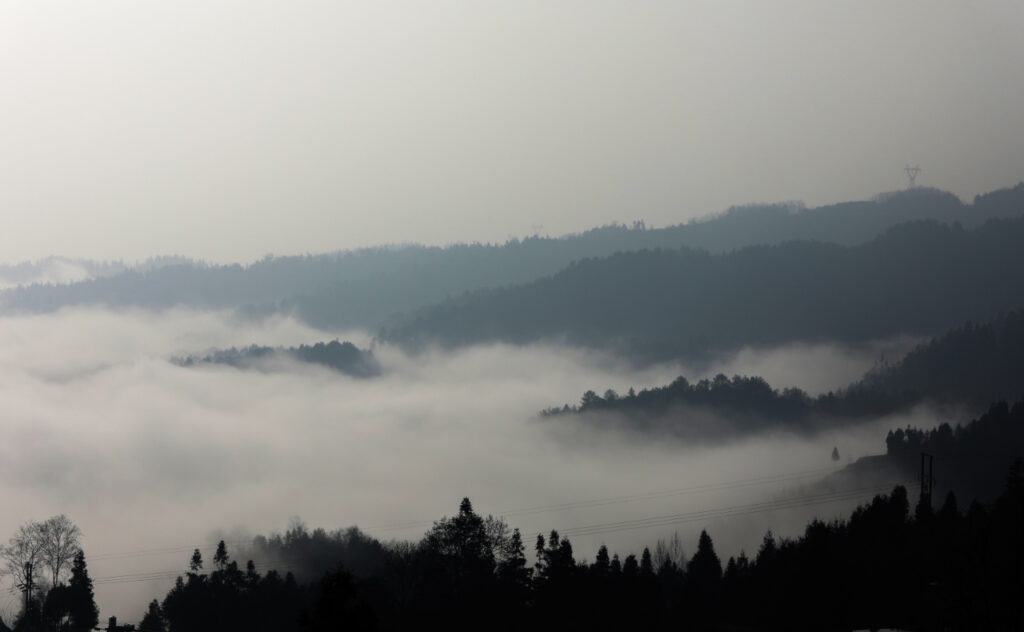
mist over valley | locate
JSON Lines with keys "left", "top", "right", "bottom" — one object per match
{"left": 2, "top": 3, "right": 1023, "bottom": 628}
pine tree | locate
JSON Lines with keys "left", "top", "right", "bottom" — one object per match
{"left": 496, "top": 528, "right": 531, "bottom": 588}
{"left": 639, "top": 547, "right": 654, "bottom": 577}
{"left": 138, "top": 600, "right": 165, "bottom": 632}
{"left": 67, "top": 550, "right": 98, "bottom": 631}
{"left": 189, "top": 549, "right": 203, "bottom": 574}
{"left": 591, "top": 545, "right": 610, "bottom": 577}
{"left": 687, "top": 530, "right": 722, "bottom": 585}
{"left": 213, "top": 541, "right": 228, "bottom": 572}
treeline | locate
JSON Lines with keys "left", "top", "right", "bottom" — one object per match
{"left": 174, "top": 340, "right": 379, "bottom": 378}
{"left": 385, "top": 216, "right": 1024, "bottom": 362}
{"left": 136, "top": 466, "right": 1024, "bottom": 631}
{"left": 542, "top": 373, "right": 911, "bottom": 439}
{"left": 542, "top": 310, "right": 1024, "bottom": 437}
{"left": 3, "top": 184, "right": 1021, "bottom": 335}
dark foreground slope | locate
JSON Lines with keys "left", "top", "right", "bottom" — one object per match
{"left": 819, "top": 400, "right": 1024, "bottom": 508}
{"left": 387, "top": 217, "right": 1024, "bottom": 362}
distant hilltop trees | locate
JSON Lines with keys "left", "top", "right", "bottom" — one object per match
{"left": 542, "top": 309, "right": 1024, "bottom": 439}
{"left": 175, "top": 340, "right": 380, "bottom": 378}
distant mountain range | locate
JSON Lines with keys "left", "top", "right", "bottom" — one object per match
{"left": 1, "top": 184, "right": 1020, "bottom": 342}
{"left": 386, "top": 215, "right": 1024, "bottom": 361}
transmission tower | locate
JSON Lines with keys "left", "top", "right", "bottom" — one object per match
{"left": 905, "top": 163, "right": 921, "bottom": 188}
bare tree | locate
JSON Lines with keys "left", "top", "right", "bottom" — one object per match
{"left": 40, "top": 515, "right": 82, "bottom": 587}
{"left": 653, "top": 531, "right": 686, "bottom": 571}
{"left": 1, "top": 521, "right": 47, "bottom": 606}
{"left": 1, "top": 515, "right": 82, "bottom": 611}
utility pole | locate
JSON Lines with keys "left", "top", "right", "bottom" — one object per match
{"left": 920, "top": 452, "right": 934, "bottom": 510}
{"left": 21, "top": 561, "right": 34, "bottom": 611}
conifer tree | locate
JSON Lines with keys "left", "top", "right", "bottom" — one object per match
{"left": 67, "top": 550, "right": 98, "bottom": 631}
{"left": 213, "top": 541, "right": 228, "bottom": 572}
{"left": 138, "top": 600, "right": 165, "bottom": 632}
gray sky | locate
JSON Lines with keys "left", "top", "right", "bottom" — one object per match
{"left": 1, "top": 1, "right": 1022, "bottom": 263}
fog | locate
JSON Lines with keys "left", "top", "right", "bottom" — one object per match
{"left": 0, "top": 308, "right": 950, "bottom": 621}
{"left": 2, "top": 3, "right": 1023, "bottom": 263}
{"left": 698, "top": 338, "right": 922, "bottom": 396}
{"left": 0, "top": 258, "right": 122, "bottom": 291}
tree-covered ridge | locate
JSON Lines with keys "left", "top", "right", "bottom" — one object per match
{"left": 857, "top": 310, "right": 1024, "bottom": 408}
{"left": 175, "top": 340, "right": 379, "bottom": 378}
{"left": 3, "top": 184, "right": 1021, "bottom": 333}
{"left": 384, "top": 216, "right": 1024, "bottom": 361}
{"left": 542, "top": 310, "right": 1024, "bottom": 438}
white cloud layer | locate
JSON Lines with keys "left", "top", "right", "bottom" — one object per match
{"left": 0, "top": 308, "right": 950, "bottom": 622}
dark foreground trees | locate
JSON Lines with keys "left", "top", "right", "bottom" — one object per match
{"left": 0, "top": 517, "right": 97, "bottom": 632}
{"left": 142, "top": 461, "right": 1024, "bottom": 631}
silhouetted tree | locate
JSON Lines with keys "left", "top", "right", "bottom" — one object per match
{"left": 41, "top": 585, "right": 71, "bottom": 631}
{"left": 686, "top": 530, "right": 722, "bottom": 627}
{"left": 189, "top": 549, "right": 203, "bottom": 574}
{"left": 39, "top": 516, "right": 81, "bottom": 589}
{"left": 67, "top": 550, "right": 98, "bottom": 631}
{"left": 687, "top": 530, "right": 722, "bottom": 585}
{"left": 138, "top": 600, "right": 165, "bottom": 632}
{"left": 213, "top": 540, "right": 228, "bottom": 571}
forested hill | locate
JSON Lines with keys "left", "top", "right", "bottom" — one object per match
{"left": 852, "top": 309, "right": 1024, "bottom": 408}
{"left": 2, "top": 184, "right": 1021, "bottom": 330}
{"left": 542, "top": 310, "right": 1024, "bottom": 437}
{"left": 385, "top": 217, "right": 1024, "bottom": 362}
{"left": 175, "top": 340, "right": 379, "bottom": 378}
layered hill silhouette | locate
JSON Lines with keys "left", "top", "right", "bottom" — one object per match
{"left": 1, "top": 184, "right": 1020, "bottom": 333}
{"left": 386, "top": 216, "right": 1024, "bottom": 362}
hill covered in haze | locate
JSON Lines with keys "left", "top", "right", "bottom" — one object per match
{"left": 542, "top": 309, "right": 1024, "bottom": 439}
{"left": 1, "top": 184, "right": 1020, "bottom": 332}
{"left": 386, "top": 216, "right": 1024, "bottom": 362}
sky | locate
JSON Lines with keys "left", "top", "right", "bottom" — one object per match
{"left": 0, "top": 1, "right": 1022, "bottom": 263}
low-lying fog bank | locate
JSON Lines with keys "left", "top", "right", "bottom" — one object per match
{"left": 0, "top": 308, "right": 947, "bottom": 621}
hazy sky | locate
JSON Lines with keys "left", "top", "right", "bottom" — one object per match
{"left": 1, "top": 1, "right": 1022, "bottom": 263}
